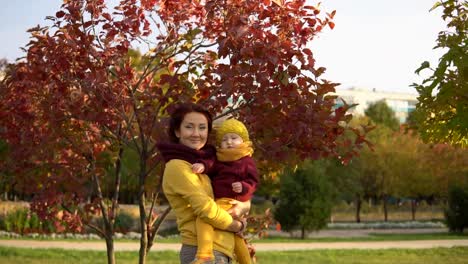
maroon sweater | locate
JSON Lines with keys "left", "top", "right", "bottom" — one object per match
{"left": 157, "top": 142, "right": 258, "bottom": 202}
{"left": 202, "top": 156, "right": 259, "bottom": 202}
{"left": 157, "top": 142, "right": 216, "bottom": 164}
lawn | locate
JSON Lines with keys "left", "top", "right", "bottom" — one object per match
{"left": 0, "top": 247, "right": 467, "bottom": 264}
{"left": 1, "top": 232, "right": 466, "bottom": 244}
{"left": 254, "top": 232, "right": 468, "bottom": 243}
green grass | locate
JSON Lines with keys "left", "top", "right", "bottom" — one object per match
{"left": 255, "top": 247, "right": 468, "bottom": 264}
{"left": 254, "top": 232, "right": 468, "bottom": 243}
{"left": 0, "top": 247, "right": 467, "bottom": 264}
{"left": 1, "top": 232, "right": 466, "bottom": 244}
{"left": 0, "top": 247, "right": 176, "bottom": 264}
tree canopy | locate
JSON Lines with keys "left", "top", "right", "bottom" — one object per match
{"left": 364, "top": 100, "right": 400, "bottom": 131}
{"left": 0, "top": 1, "right": 369, "bottom": 263}
{"left": 412, "top": 0, "right": 467, "bottom": 147}
{"left": 274, "top": 160, "right": 333, "bottom": 239}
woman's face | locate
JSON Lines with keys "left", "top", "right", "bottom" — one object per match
{"left": 175, "top": 112, "right": 209, "bottom": 150}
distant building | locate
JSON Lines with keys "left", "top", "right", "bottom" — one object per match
{"left": 334, "top": 87, "right": 418, "bottom": 123}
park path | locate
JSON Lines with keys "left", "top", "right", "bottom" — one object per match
{"left": 1, "top": 239, "right": 468, "bottom": 251}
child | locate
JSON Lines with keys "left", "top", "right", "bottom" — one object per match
{"left": 191, "top": 118, "right": 259, "bottom": 264}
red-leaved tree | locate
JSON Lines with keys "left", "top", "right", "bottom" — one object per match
{"left": 0, "top": 1, "right": 369, "bottom": 263}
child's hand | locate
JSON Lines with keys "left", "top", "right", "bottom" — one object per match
{"left": 232, "top": 182, "right": 242, "bottom": 193}
{"left": 192, "top": 163, "right": 205, "bottom": 173}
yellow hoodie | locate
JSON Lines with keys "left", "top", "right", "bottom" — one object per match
{"left": 162, "top": 159, "right": 236, "bottom": 258}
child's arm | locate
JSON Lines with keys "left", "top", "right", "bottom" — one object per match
{"left": 236, "top": 157, "right": 259, "bottom": 198}
{"left": 230, "top": 157, "right": 258, "bottom": 218}
{"left": 193, "top": 156, "right": 216, "bottom": 175}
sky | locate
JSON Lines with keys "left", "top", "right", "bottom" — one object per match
{"left": 0, "top": 0, "right": 446, "bottom": 94}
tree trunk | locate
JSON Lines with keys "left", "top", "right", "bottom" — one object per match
{"left": 92, "top": 158, "right": 117, "bottom": 264}
{"left": 430, "top": 202, "right": 434, "bottom": 220}
{"left": 147, "top": 206, "right": 172, "bottom": 251}
{"left": 411, "top": 199, "right": 417, "bottom": 221}
{"left": 105, "top": 236, "right": 116, "bottom": 264}
{"left": 301, "top": 226, "right": 306, "bottom": 239}
{"left": 104, "top": 143, "right": 123, "bottom": 264}
{"left": 138, "top": 152, "right": 165, "bottom": 263}
{"left": 146, "top": 166, "right": 167, "bottom": 252}
{"left": 383, "top": 195, "right": 388, "bottom": 222}
{"left": 355, "top": 196, "right": 362, "bottom": 223}
{"left": 138, "top": 183, "right": 148, "bottom": 264}
{"left": 138, "top": 154, "right": 148, "bottom": 264}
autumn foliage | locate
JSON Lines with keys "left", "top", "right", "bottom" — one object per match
{"left": 412, "top": 0, "right": 467, "bottom": 147}
{"left": 0, "top": 0, "right": 368, "bottom": 263}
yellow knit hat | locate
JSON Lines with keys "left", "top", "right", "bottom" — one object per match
{"left": 216, "top": 119, "right": 250, "bottom": 146}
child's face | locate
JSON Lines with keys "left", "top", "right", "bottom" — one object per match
{"left": 220, "top": 133, "right": 244, "bottom": 149}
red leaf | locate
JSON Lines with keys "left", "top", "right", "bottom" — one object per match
{"left": 303, "top": 48, "right": 312, "bottom": 56}
{"left": 56, "top": 11, "right": 66, "bottom": 18}
{"left": 102, "top": 13, "right": 111, "bottom": 21}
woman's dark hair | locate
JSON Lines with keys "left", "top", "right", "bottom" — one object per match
{"left": 168, "top": 103, "right": 213, "bottom": 143}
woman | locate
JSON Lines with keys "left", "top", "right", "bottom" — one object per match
{"left": 157, "top": 103, "right": 247, "bottom": 264}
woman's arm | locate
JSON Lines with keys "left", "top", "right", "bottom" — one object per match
{"left": 225, "top": 218, "right": 246, "bottom": 233}
{"left": 164, "top": 160, "right": 238, "bottom": 230}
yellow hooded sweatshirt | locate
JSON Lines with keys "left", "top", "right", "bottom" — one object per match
{"left": 162, "top": 159, "right": 236, "bottom": 258}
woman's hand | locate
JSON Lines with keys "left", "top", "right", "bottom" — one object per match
{"left": 227, "top": 200, "right": 251, "bottom": 218}
{"left": 226, "top": 218, "right": 247, "bottom": 233}
{"left": 236, "top": 218, "right": 247, "bottom": 236}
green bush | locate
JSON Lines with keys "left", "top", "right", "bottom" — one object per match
{"left": 4, "top": 209, "right": 27, "bottom": 233}
{"left": 93, "top": 211, "right": 137, "bottom": 234}
{"left": 444, "top": 185, "right": 468, "bottom": 233}
{"left": 1, "top": 208, "right": 55, "bottom": 234}
{"left": 274, "top": 160, "right": 333, "bottom": 239}
{"left": 0, "top": 216, "right": 5, "bottom": 230}
{"left": 250, "top": 200, "right": 274, "bottom": 216}
{"left": 158, "top": 225, "right": 179, "bottom": 237}
{"left": 114, "top": 211, "right": 136, "bottom": 233}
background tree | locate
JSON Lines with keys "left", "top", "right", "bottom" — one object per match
{"left": 363, "top": 125, "right": 399, "bottom": 222}
{"left": 445, "top": 185, "right": 468, "bottom": 233}
{"left": 0, "top": 58, "right": 16, "bottom": 201}
{"left": 365, "top": 100, "right": 400, "bottom": 131}
{"left": 274, "top": 160, "right": 334, "bottom": 239}
{"left": 364, "top": 101, "right": 401, "bottom": 220}
{"left": 412, "top": 0, "right": 467, "bottom": 147}
{"left": 0, "top": 139, "right": 11, "bottom": 200}
{"left": 0, "top": 1, "right": 370, "bottom": 264}
{"left": 423, "top": 143, "right": 468, "bottom": 200}
{"left": 387, "top": 129, "right": 435, "bottom": 220}
{"left": 325, "top": 115, "right": 376, "bottom": 223}
{"left": 334, "top": 115, "right": 426, "bottom": 222}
